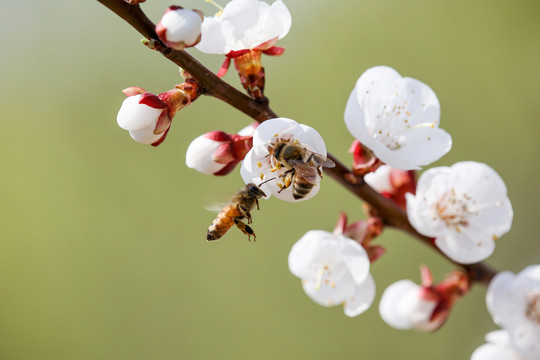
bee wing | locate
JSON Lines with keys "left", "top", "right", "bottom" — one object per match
{"left": 204, "top": 202, "right": 228, "bottom": 213}
{"left": 303, "top": 149, "right": 336, "bottom": 168}
{"left": 289, "top": 160, "right": 319, "bottom": 182}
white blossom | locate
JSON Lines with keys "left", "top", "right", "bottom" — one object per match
{"left": 156, "top": 7, "right": 203, "bottom": 50}
{"left": 406, "top": 161, "right": 513, "bottom": 264}
{"left": 117, "top": 93, "right": 166, "bottom": 145}
{"left": 344, "top": 66, "right": 452, "bottom": 170}
{"left": 379, "top": 280, "right": 440, "bottom": 331}
{"left": 185, "top": 126, "right": 255, "bottom": 176}
{"left": 485, "top": 266, "right": 540, "bottom": 360}
{"left": 472, "top": 331, "right": 531, "bottom": 360}
{"left": 196, "top": 0, "right": 291, "bottom": 54}
{"left": 240, "top": 118, "right": 329, "bottom": 202}
{"left": 288, "top": 230, "right": 375, "bottom": 317}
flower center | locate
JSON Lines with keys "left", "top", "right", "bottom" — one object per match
{"left": 525, "top": 291, "right": 540, "bottom": 324}
{"left": 434, "top": 189, "right": 473, "bottom": 230}
{"left": 313, "top": 265, "right": 336, "bottom": 291}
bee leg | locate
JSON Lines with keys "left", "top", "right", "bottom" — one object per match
{"left": 316, "top": 166, "right": 323, "bottom": 178}
{"left": 238, "top": 204, "right": 252, "bottom": 224}
{"left": 255, "top": 199, "right": 260, "bottom": 211}
{"left": 278, "top": 171, "right": 294, "bottom": 193}
{"left": 305, "top": 153, "right": 324, "bottom": 178}
{"left": 234, "top": 217, "right": 256, "bottom": 241}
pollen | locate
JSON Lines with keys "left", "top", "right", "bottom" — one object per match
{"left": 273, "top": 133, "right": 279, "bottom": 137}
{"left": 257, "top": 161, "right": 262, "bottom": 168}
{"left": 260, "top": 173, "right": 264, "bottom": 180}
{"left": 493, "top": 235, "right": 498, "bottom": 240}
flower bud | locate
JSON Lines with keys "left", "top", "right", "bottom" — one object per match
{"left": 117, "top": 87, "right": 169, "bottom": 146}
{"left": 379, "top": 267, "right": 469, "bottom": 332}
{"left": 156, "top": 6, "right": 203, "bottom": 50}
{"left": 364, "top": 165, "right": 416, "bottom": 210}
{"left": 186, "top": 128, "right": 255, "bottom": 176}
{"left": 117, "top": 87, "right": 192, "bottom": 146}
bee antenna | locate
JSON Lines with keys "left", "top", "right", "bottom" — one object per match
{"left": 258, "top": 177, "right": 277, "bottom": 187}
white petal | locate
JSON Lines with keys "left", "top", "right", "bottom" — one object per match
{"left": 128, "top": 128, "right": 163, "bottom": 144}
{"left": 509, "top": 321, "right": 540, "bottom": 359}
{"left": 185, "top": 135, "right": 226, "bottom": 174}
{"left": 161, "top": 8, "right": 202, "bottom": 45}
{"left": 237, "top": 123, "right": 258, "bottom": 136}
{"left": 288, "top": 230, "right": 331, "bottom": 278}
{"left": 280, "top": 123, "right": 328, "bottom": 156}
{"left": 253, "top": 118, "right": 297, "bottom": 147}
{"left": 339, "top": 236, "right": 370, "bottom": 284}
{"left": 344, "top": 273, "right": 376, "bottom": 317}
{"left": 344, "top": 66, "right": 450, "bottom": 170}
{"left": 196, "top": 0, "right": 290, "bottom": 53}
{"left": 406, "top": 192, "right": 448, "bottom": 238}
{"left": 471, "top": 331, "right": 518, "bottom": 360}
{"left": 379, "top": 280, "right": 420, "bottom": 330}
{"left": 301, "top": 271, "right": 356, "bottom": 308}
{"left": 487, "top": 271, "right": 521, "bottom": 327}
{"left": 270, "top": 0, "right": 291, "bottom": 39}
{"left": 241, "top": 150, "right": 272, "bottom": 199}
{"left": 352, "top": 66, "right": 402, "bottom": 121}
{"left": 364, "top": 165, "right": 393, "bottom": 193}
{"left": 434, "top": 233, "right": 495, "bottom": 264}
{"left": 519, "top": 265, "right": 540, "bottom": 282}
{"left": 117, "top": 95, "right": 162, "bottom": 131}
{"left": 394, "top": 127, "right": 452, "bottom": 166}
{"left": 195, "top": 16, "right": 228, "bottom": 53}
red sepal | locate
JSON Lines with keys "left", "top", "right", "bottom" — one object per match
{"left": 213, "top": 143, "right": 235, "bottom": 164}
{"left": 139, "top": 92, "right": 166, "bottom": 109}
{"left": 213, "top": 160, "right": 240, "bottom": 176}
{"left": 217, "top": 58, "right": 231, "bottom": 77}
{"left": 226, "top": 49, "right": 250, "bottom": 58}
{"left": 151, "top": 127, "right": 170, "bottom": 147}
{"left": 122, "top": 87, "right": 146, "bottom": 97}
{"left": 262, "top": 46, "right": 285, "bottom": 56}
{"left": 154, "top": 111, "right": 171, "bottom": 135}
{"left": 254, "top": 37, "right": 278, "bottom": 51}
{"left": 205, "top": 131, "right": 231, "bottom": 142}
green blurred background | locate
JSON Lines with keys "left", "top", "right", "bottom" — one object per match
{"left": 1, "top": 0, "right": 539, "bottom": 359}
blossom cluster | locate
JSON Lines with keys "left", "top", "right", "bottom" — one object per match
{"left": 109, "top": 0, "right": 535, "bottom": 358}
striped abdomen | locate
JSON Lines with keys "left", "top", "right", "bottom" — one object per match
{"left": 292, "top": 177, "right": 315, "bottom": 200}
{"left": 206, "top": 205, "right": 242, "bottom": 241}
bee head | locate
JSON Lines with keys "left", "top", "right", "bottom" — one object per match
{"left": 246, "top": 183, "right": 266, "bottom": 198}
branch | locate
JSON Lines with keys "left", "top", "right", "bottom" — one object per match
{"left": 97, "top": 0, "right": 497, "bottom": 285}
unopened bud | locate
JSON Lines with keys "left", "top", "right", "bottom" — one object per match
{"left": 156, "top": 6, "right": 203, "bottom": 50}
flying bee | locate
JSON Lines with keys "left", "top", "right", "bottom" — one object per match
{"left": 206, "top": 179, "right": 274, "bottom": 242}
{"left": 271, "top": 141, "right": 335, "bottom": 200}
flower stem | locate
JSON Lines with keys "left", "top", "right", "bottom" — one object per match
{"left": 97, "top": 0, "right": 497, "bottom": 286}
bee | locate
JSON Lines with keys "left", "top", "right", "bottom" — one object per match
{"left": 271, "top": 141, "right": 335, "bottom": 200}
{"left": 206, "top": 180, "right": 273, "bottom": 242}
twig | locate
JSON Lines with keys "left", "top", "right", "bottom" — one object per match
{"left": 96, "top": 0, "right": 497, "bottom": 285}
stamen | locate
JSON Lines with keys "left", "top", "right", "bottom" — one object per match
{"left": 204, "top": 0, "right": 224, "bottom": 15}
{"left": 315, "top": 268, "right": 324, "bottom": 291}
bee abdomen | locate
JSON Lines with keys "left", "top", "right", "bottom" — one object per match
{"left": 292, "top": 182, "right": 314, "bottom": 199}
{"left": 206, "top": 206, "right": 237, "bottom": 241}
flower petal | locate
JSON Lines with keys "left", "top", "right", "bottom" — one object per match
{"left": 117, "top": 95, "right": 163, "bottom": 131}
{"left": 128, "top": 128, "right": 163, "bottom": 144}
{"left": 379, "top": 280, "right": 419, "bottom": 329}
{"left": 344, "top": 273, "right": 375, "bottom": 317}
{"left": 339, "top": 236, "right": 370, "bottom": 284}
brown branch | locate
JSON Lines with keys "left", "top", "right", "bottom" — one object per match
{"left": 97, "top": 0, "right": 497, "bottom": 285}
